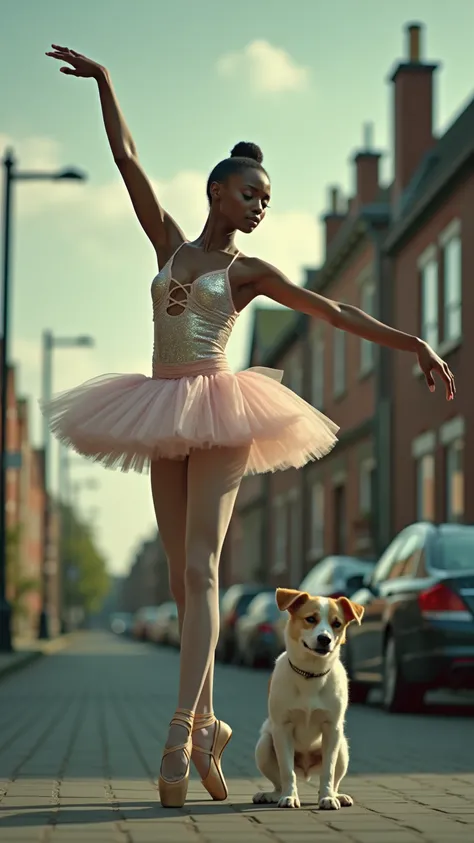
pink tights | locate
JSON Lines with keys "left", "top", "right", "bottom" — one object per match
{"left": 150, "top": 445, "right": 250, "bottom": 780}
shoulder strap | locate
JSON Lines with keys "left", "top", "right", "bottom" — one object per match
{"left": 169, "top": 241, "right": 187, "bottom": 273}
{"left": 227, "top": 250, "right": 240, "bottom": 270}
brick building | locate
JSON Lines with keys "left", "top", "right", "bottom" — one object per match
{"left": 227, "top": 22, "right": 474, "bottom": 588}
{"left": 0, "top": 347, "right": 58, "bottom": 637}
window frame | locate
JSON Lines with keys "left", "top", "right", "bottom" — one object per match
{"left": 359, "top": 278, "right": 376, "bottom": 375}
{"left": 418, "top": 245, "right": 439, "bottom": 351}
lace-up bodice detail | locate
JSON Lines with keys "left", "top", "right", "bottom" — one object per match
{"left": 151, "top": 245, "right": 239, "bottom": 373}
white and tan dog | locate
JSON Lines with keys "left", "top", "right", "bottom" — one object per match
{"left": 253, "top": 587, "right": 364, "bottom": 810}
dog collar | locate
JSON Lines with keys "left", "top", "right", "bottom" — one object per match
{"left": 288, "top": 658, "right": 331, "bottom": 680}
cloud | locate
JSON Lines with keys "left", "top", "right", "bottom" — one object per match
{"left": 217, "top": 40, "right": 309, "bottom": 94}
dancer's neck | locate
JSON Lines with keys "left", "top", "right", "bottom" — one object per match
{"left": 194, "top": 212, "right": 238, "bottom": 254}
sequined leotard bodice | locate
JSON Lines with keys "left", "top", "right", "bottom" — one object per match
{"left": 151, "top": 246, "right": 239, "bottom": 377}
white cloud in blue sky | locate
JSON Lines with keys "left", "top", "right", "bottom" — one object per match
{"left": 217, "top": 40, "right": 310, "bottom": 94}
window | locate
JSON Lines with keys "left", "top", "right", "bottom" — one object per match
{"left": 359, "top": 458, "right": 375, "bottom": 515}
{"left": 387, "top": 530, "right": 424, "bottom": 580}
{"left": 443, "top": 235, "right": 462, "bottom": 343}
{"left": 333, "top": 329, "right": 346, "bottom": 397}
{"left": 310, "top": 482, "right": 325, "bottom": 556}
{"left": 420, "top": 258, "right": 438, "bottom": 350}
{"left": 371, "top": 534, "right": 406, "bottom": 586}
{"left": 445, "top": 438, "right": 464, "bottom": 523}
{"left": 416, "top": 453, "right": 435, "bottom": 521}
{"left": 311, "top": 327, "right": 324, "bottom": 409}
{"left": 273, "top": 496, "right": 287, "bottom": 574}
{"left": 360, "top": 279, "right": 376, "bottom": 374}
{"left": 300, "top": 559, "right": 334, "bottom": 592}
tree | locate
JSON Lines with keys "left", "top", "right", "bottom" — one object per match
{"left": 59, "top": 504, "right": 109, "bottom": 614}
{"left": 6, "top": 524, "right": 39, "bottom": 633}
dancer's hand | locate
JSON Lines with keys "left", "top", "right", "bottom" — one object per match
{"left": 416, "top": 341, "right": 455, "bottom": 400}
{"left": 45, "top": 45, "right": 105, "bottom": 79}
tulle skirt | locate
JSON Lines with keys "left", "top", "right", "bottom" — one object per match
{"left": 40, "top": 361, "right": 339, "bottom": 475}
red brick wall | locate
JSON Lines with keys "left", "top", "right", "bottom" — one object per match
{"left": 392, "top": 172, "right": 474, "bottom": 531}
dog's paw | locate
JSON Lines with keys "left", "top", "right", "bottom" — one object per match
{"left": 252, "top": 790, "right": 280, "bottom": 804}
{"left": 337, "top": 793, "right": 353, "bottom": 807}
{"left": 278, "top": 794, "right": 301, "bottom": 809}
{"left": 319, "top": 796, "right": 341, "bottom": 810}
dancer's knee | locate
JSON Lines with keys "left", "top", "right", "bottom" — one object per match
{"left": 168, "top": 566, "right": 186, "bottom": 609}
{"left": 185, "top": 544, "right": 219, "bottom": 595}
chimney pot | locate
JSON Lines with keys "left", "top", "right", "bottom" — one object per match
{"left": 363, "top": 122, "right": 374, "bottom": 150}
{"left": 322, "top": 186, "right": 345, "bottom": 256}
{"left": 408, "top": 23, "right": 422, "bottom": 62}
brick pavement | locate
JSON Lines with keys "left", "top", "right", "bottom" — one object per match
{"left": 0, "top": 631, "right": 473, "bottom": 843}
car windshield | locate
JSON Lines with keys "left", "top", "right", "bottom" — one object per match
{"left": 434, "top": 527, "right": 474, "bottom": 572}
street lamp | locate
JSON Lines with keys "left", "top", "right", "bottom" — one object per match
{"left": 0, "top": 147, "right": 87, "bottom": 652}
{"left": 39, "top": 331, "right": 95, "bottom": 640}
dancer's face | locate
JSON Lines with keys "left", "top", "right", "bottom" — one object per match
{"left": 210, "top": 168, "right": 271, "bottom": 234}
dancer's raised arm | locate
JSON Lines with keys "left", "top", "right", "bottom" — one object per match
{"left": 46, "top": 45, "right": 185, "bottom": 262}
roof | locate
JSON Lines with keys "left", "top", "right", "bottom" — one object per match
{"left": 247, "top": 306, "right": 297, "bottom": 367}
{"left": 386, "top": 95, "right": 474, "bottom": 251}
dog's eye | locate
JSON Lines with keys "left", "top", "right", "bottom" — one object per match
{"left": 305, "top": 615, "right": 317, "bottom": 624}
{"left": 332, "top": 619, "right": 342, "bottom": 629}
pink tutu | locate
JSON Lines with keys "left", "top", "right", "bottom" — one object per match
{"left": 40, "top": 364, "right": 339, "bottom": 475}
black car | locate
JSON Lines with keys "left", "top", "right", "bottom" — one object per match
{"left": 345, "top": 522, "right": 474, "bottom": 713}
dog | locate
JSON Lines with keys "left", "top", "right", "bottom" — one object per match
{"left": 252, "top": 587, "right": 364, "bottom": 810}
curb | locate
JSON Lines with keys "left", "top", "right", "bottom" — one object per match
{"left": 0, "top": 633, "right": 76, "bottom": 684}
{"left": 0, "top": 650, "right": 43, "bottom": 683}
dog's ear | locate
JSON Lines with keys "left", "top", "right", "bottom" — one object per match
{"left": 337, "top": 597, "right": 365, "bottom": 625}
{"left": 276, "top": 588, "right": 310, "bottom": 613}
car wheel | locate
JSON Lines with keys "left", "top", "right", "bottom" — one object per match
{"left": 382, "top": 635, "right": 425, "bottom": 714}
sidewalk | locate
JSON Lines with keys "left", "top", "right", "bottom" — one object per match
{"left": 0, "top": 630, "right": 472, "bottom": 843}
{"left": 0, "top": 633, "right": 73, "bottom": 682}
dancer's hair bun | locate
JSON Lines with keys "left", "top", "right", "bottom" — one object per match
{"left": 230, "top": 142, "right": 264, "bottom": 164}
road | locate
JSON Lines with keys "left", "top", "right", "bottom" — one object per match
{"left": 0, "top": 631, "right": 473, "bottom": 842}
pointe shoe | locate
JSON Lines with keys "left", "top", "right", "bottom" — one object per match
{"left": 158, "top": 708, "right": 194, "bottom": 808}
{"left": 192, "top": 712, "right": 232, "bottom": 801}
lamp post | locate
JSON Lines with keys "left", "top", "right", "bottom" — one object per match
{"left": 39, "top": 332, "right": 94, "bottom": 640}
{"left": 0, "top": 147, "right": 86, "bottom": 651}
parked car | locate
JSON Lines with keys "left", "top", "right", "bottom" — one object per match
{"left": 234, "top": 591, "right": 281, "bottom": 668}
{"left": 110, "top": 612, "right": 133, "bottom": 636}
{"left": 217, "top": 584, "right": 274, "bottom": 662}
{"left": 132, "top": 606, "right": 163, "bottom": 641}
{"left": 274, "top": 556, "right": 375, "bottom": 652}
{"left": 148, "top": 601, "right": 179, "bottom": 646}
{"left": 299, "top": 556, "right": 375, "bottom": 598}
{"left": 345, "top": 522, "right": 474, "bottom": 713}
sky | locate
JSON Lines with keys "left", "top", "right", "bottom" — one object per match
{"left": 1, "top": 0, "right": 473, "bottom": 577}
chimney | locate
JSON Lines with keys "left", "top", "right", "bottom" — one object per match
{"left": 353, "top": 123, "right": 381, "bottom": 210}
{"left": 391, "top": 22, "right": 439, "bottom": 206}
{"left": 322, "top": 186, "right": 345, "bottom": 256}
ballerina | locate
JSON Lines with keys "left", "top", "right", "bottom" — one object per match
{"left": 44, "top": 45, "right": 455, "bottom": 809}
